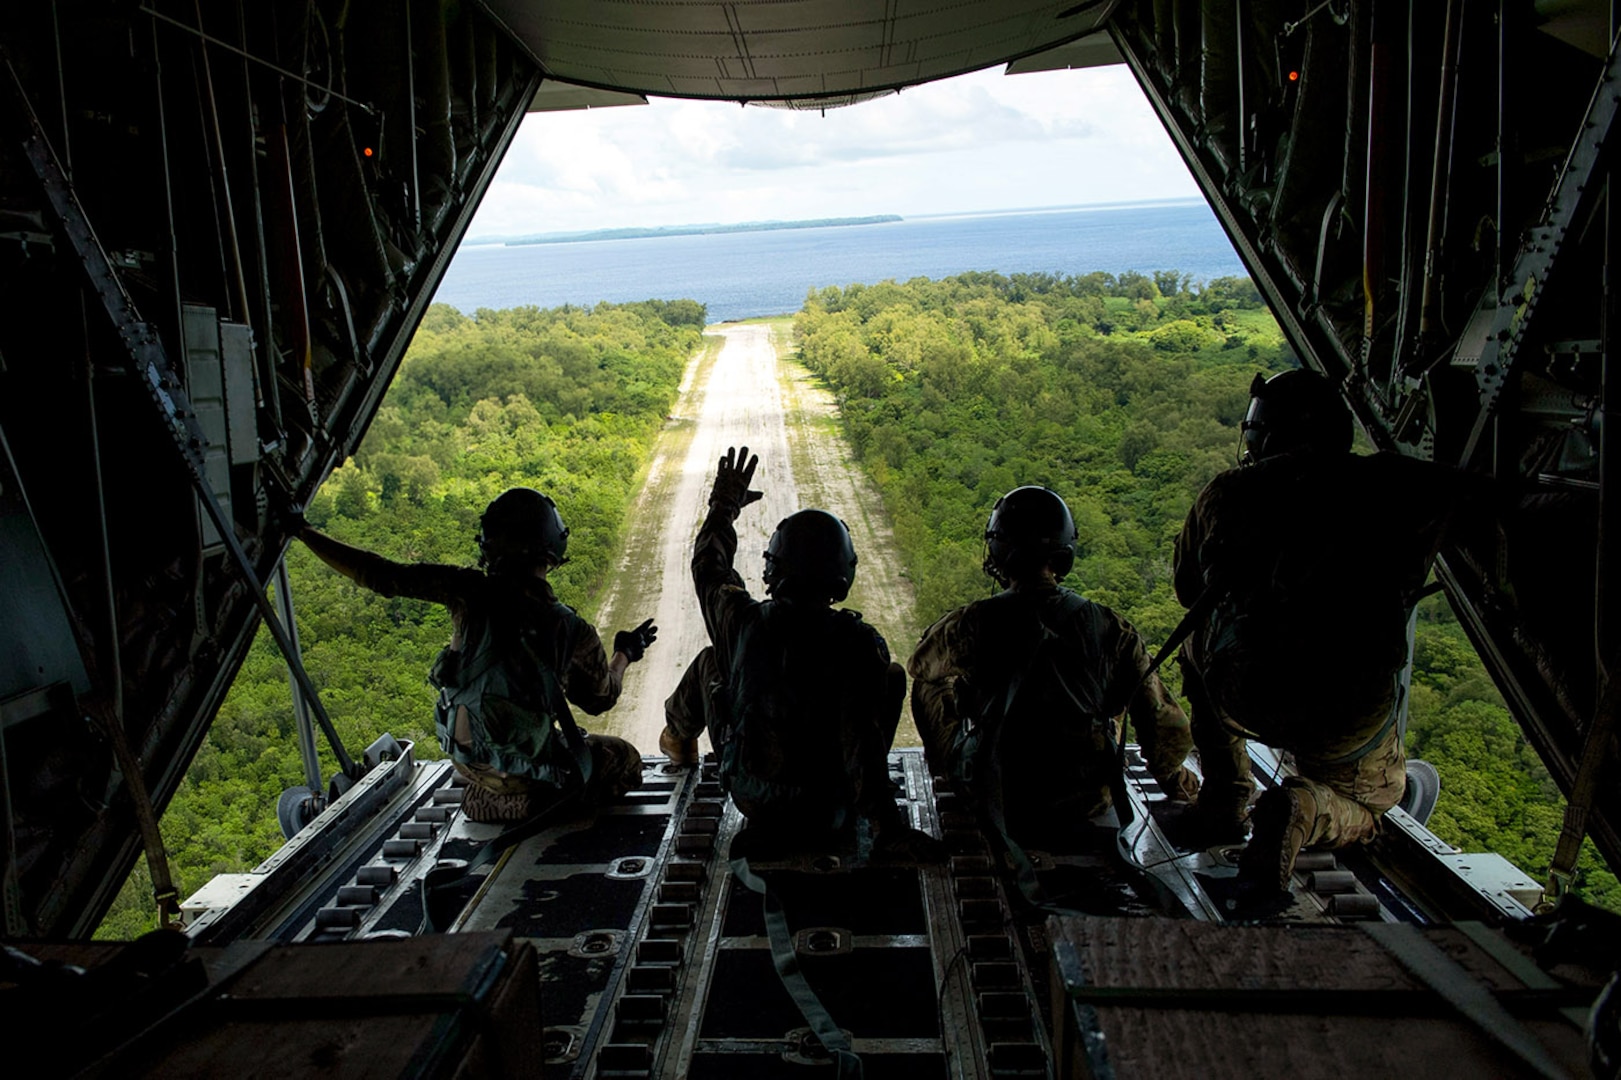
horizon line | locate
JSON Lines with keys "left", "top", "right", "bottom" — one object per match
{"left": 462, "top": 196, "right": 1208, "bottom": 247}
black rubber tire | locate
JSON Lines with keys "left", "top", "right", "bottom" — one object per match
{"left": 1399, "top": 759, "right": 1441, "bottom": 826}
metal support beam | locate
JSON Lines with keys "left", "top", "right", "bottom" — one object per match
{"left": 1602, "top": 191, "right": 1618, "bottom": 689}
{"left": 1435, "top": 553, "right": 1621, "bottom": 873}
{"left": 273, "top": 560, "right": 325, "bottom": 800}
{"left": 1459, "top": 26, "right": 1621, "bottom": 466}
{"left": 0, "top": 695, "right": 24, "bottom": 937}
{"left": 2, "top": 50, "right": 360, "bottom": 780}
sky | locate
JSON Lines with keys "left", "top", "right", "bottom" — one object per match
{"left": 466, "top": 64, "right": 1201, "bottom": 240}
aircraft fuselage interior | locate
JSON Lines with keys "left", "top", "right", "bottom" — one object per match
{"left": 2, "top": 2, "right": 1619, "bottom": 1077}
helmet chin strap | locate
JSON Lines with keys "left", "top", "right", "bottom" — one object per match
{"left": 983, "top": 496, "right": 1009, "bottom": 588}
{"left": 1239, "top": 409, "right": 1285, "bottom": 465}
{"left": 982, "top": 544, "right": 1008, "bottom": 590}
{"left": 1240, "top": 382, "right": 1267, "bottom": 465}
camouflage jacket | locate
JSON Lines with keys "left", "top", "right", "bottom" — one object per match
{"left": 909, "top": 585, "right": 1196, "bottom": 799}
{"left": 1173, "top": 449, "right": 1485, "bottom": 753}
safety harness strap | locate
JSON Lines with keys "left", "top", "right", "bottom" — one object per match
{"left": 730, "top": 855, "right": 862, "bottom": 1078}
{"left": 95, "top": 706, "right": 183, "bottom": 930}
{"left": 1109, "top": 580, "right": 1222, "bottom": 823}
{"left": 983, "top": 718, "right": 1049, "bottom": 910}
{"left": 1141, "top": 580, "right": 1222, "bottom": 687}
{"left": 420, "top": 704, "right": 596, "bottom": 933}
{"left": 972, "top": 587, "right": 1221, "bottom": 918}
{"left": 976, "top": 610, "right": 1089, "bottom": 911}
{"left": 1360, "top": 923, "right": 1570, "bottom": 1080}
{"left": 1545, "top": 672, "right": 1620, "bottom": 908}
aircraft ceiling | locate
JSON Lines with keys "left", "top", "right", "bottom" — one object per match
{"left": 478, "top": 0, "right": 1115, "bottom": 104}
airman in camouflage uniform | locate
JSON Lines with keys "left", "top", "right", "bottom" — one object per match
{"left": 662, "top": 448, "right": 935, "bottom": 855}
{"left": 300, "top": 488, "right": 657, "bottom": 822}
{"left": 1175, "top": 370, "right": 1486, "bottom": 896}
{"left": 910, "top": 486, "right": 1198, "bottom": 844}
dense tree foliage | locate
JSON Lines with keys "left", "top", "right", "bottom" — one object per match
{"left": 795, "top": 272, "right": 1286, "bottom": 643}
{"left": 794, "top": 270, "right": 1618, "bottom": 910}
{"left": 97, "top": 301, "right": 700, "bottom": 938}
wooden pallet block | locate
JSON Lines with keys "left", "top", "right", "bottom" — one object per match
{"left": 1047, "top": 916, "right": 1592, "bottom": 1080}
{"left": 9, "top": 932, "right": 541, "bottom": 1078}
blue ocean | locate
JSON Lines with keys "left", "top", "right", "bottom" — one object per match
{"left": 432, "top": 201, "right": 1246, "bottom": 324}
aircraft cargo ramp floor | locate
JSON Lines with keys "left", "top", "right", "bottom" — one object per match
{"left": 14, "top": 748, "right": 1610, "bottom": 1078}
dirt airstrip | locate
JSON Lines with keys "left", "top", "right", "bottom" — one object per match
{"left": 590, "top": 321, "right": 918, "bottom": 752}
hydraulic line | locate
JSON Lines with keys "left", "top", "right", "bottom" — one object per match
{"left": 139, "top": 5, "right": 376, "bottom": 114}
{"left": 1416, "top": 0, "right": 1463, "bottom": 349}
{"left": 191, "top": 0, "right": 253, "bottom": 327}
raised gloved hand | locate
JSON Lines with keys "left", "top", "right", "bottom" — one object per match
{"left": 613, "top": 618, "right": 658, "bottom": 663}
{"left": 709, "top": 445, "right": 762, "bottom": 512}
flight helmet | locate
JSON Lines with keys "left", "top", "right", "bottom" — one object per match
{"left": 1240, "top": 369, "right": 1353, "bottom": 464}
{"left": 477, "top": 488, "right": 569, "bottom": 573}
{"left": 983, "top": 486, "right": 1077, "bottom": 586}
{"left": 762, "top": 510, "right": 858, "bottom": 602}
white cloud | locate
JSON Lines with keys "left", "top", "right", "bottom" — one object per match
{"left": 466, "top": 64, "right": 1198, "bottom": 238}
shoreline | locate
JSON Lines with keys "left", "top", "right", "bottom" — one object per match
{"left": 489, "top": 214, "right": 903, "bottom": 248}
{"left": 461, "top": 198, "right": 1210, "bottom": 250}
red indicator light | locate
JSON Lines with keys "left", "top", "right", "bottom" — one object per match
{"left": 1288, "top": 70, "right": 1299, "bottom": 82}
{"left": 363, "top": 146, "right": 374, "bottom": 157}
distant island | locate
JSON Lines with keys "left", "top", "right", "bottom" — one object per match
{"left": 498, "top": 215, "right": 903, "bottom": 246}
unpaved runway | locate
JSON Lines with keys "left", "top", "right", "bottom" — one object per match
{"left": 593, "top": 322, "right": 916, "bottom": 752}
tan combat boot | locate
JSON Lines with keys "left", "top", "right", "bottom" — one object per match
{"left": 1237, "top": 784, "right": 1317, "bottom": 893}
{"left": 659, "top": 725, "right": 700, "bottom": 766}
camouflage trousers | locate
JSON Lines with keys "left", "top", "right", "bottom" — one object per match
{"left": 457, "top": 733, "right": 644, "bottom": 823}
{"left": 1181, "top": 655, "right": 1406, "bottom": 849}
{"left": 1285, "top": 724, "right": 1407, "bottom": 848}
{"left": 664, "top": 646, "right": 722, "bottom": 744}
